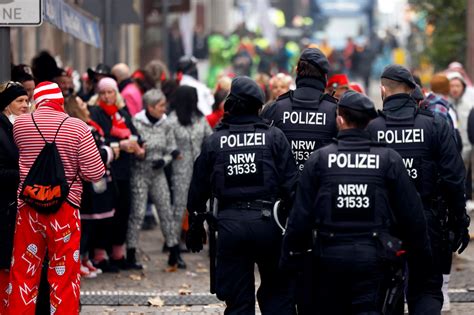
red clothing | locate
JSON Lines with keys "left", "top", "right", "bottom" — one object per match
{"left": 7, "top": 204, "right": 81, "bottom": 314}
{"left": 206, "top": 109, "right": 224, "bottom": 128}
{"left": 14, "top": 105, "right": 105, "bottom": 208}
{"left": 0, "top": 269, "right": 8, "bottom": 314}
{"left": 8, "top": 104, "right": 104, "bottom": 314}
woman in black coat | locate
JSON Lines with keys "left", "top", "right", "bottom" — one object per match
{"left": 0, "top": 81, "right": 29, "bottom": 313}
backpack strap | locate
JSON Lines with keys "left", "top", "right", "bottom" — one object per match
{"left": 53, "top": 117, "right": 69, "bottom": 143}
{"left": 32, "top": 114, "right": 69, "bottom": 144}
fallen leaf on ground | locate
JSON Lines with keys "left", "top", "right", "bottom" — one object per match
{"left": 148, "top": 296, "right": 165, "bottom": 307}
{"left": 129, "top": 274, "right": 142, "bottom": 281}
{"left": 185, "top": 271, "right": 197, "bottom": 277}
{"left": 195, "top": 268, "right": 208, "bottom": 273}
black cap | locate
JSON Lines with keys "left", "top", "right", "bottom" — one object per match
{"left": 338, "top": 90, "right": 377, "bottom": 118}
{"left": 87, "top": 63, "right": 112, "bottom": 79}
{"left": 229, "top": 76, "right": 265, "bottom": 105}
{"left": 411, "top": 84, "right": 424, "bottom": 101}
{"left": 299, "top": 48, "right": 330, "bottom": 74}
{"left": 177, "top": 56, "right": 197, "bottom": 74}
{"left": 381, "top": 64, "right": 417, "bottom": 88}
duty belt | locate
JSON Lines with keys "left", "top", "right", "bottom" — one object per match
{"left": 218, "top": 199, "right": 274, "bottom": 211}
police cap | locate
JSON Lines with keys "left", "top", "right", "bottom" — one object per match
{"left": 338, "top": 90, "right": 377, "bottom": 118}
{"left": 381, "top": 64, "right": 417, "bottom": 88}
{"left": 299, "top": 48, "right": 330, "bottom": 74}
{"left": 411, "top": 84, "right": 425, "bottom": 102}
{"left": 229, "top": 76, "right": 265, "bottom": 105}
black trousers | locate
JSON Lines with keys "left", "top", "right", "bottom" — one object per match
{"left": 406, "top": 210, "right": 443, "bottom": 315}
{"left": 111, "top": 179, "right": 132, "bottom": 246}
{"left": 215, "top": 209, "right": 295, "bottom": 315}
{"left": 311, "top": 242, "right": 386, "bottom": 315}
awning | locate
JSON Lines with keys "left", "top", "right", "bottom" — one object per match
{"left": 43, "top": 0, "right": 102, "bottom": 48}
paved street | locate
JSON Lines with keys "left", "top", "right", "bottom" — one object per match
{"left": 80, "top": 216, "right": 474, "bottom": 314}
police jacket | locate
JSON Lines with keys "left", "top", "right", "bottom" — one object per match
{"left": 187, "top": 115, "right": 298, "bottom": 214}
{"left": 282, "top": 129, "right": 432, "bottom": 268}
{"left": 261, "top": 77, "right": 337, "bottom": 171}
{"left": 367, "top": 94, "right": 466, "bottom": 216}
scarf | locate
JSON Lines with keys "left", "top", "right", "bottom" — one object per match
{"left": 37, "top": 101, "right": 65, "bottom": 113}
{"left": 87, "top": 119, "right": 104, "bottom": 137}
{"left": 98, "top": 101, "right": 131, "bottom": 139}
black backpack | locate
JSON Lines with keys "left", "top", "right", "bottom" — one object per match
{"left": 20, "top": 115, "right": 76, "bottom": 214}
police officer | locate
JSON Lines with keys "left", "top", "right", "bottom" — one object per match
{"left": 366, "top": 65, "right": 470, "bottom": 313}
{"left": 261, "top": 47, "right": 338, "bottom": 172}
{"left": 281, "top": 90, "right": 433, "bottom": 314}
{"left": 186, "top": 76, "right": 298, "bottom": 314}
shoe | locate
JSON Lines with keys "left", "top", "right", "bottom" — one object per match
{"left": 110, "top": 257, "right": 130, "bottom": 270}
{"left": 168, "top": 245, "right": 179, "bottom": 267}
{"left": 126, "top": 248, "right": 143, "bottom": 270}
{"left": 177, "top": 254, "right": 187, "bottom": 269}
{"left": 93, "top": 259, "right": 119, "bottom": 273}
{"left": 83, "top": 259, "right": 102, "bottom": 274}
{"left": 80, "top": 265, "right": 97, "bottom": 278}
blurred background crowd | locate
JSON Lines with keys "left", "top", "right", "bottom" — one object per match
{"left": 2, "top": 0, "right": 474, "bottom": 280}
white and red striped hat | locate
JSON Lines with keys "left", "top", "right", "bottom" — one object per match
{"left": 33, "top": 81, "right": 64, "bottom": 106}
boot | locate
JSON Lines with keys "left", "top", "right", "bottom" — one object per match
{"left": 126, "top": 248, "right": 143, "bottom": 270}
{"left": 176, "top": 249, "right": 187, "bottom": 269}
{"left": 166, "top": 245, "right": 179, "bottom": 272}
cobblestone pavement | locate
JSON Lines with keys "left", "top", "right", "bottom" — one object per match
{"left": 80, "top": 213, "right": 474, "bottom": 314}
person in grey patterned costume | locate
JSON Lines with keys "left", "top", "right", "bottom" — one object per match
{"left": 127, "top": 89, "right": 182, "bottom": 270}
{"left": 168, "top": 86, "right": 212, "bottom": 266}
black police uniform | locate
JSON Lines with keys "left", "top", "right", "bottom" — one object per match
{"left": 187, "top": 77, "right": 298, "bottom": 315}
{"left": 261, "top": 48, "right": 338, "bottom": 172}
{"left": 366, "top": 65, "right": 469, "bottom": 313}
{"left": 281, "top": 91, "right": 433, "bottom": 314}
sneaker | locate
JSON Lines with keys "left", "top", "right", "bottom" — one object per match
{"left": 83, "top": 259, "right": 103, "bottom": 274}
{"left": 80, "top": 265, "right": 97, "bottom": 278}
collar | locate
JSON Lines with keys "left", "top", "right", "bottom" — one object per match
{"left": 135, "top": 109, "right": 167, "bottom": 126}
{"left": 221, "top": 114, "right": 263, "bottom": 125}
{"left": 118, "top": 78, "right": 133, "bottom": 92}
{"left": 336, "top": 128, "right": 372, "bottom": 141}
{"left": 382, "top": 93, "right": 416, "bottom": 111}
{"left": 295, "top": 77, "right": 326, "bottom": 90}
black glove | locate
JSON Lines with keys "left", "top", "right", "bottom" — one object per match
{"left": 186, "top": 212, "right": 207, "bottom": 253}
{"left": 449, "top": 213, "right": 470, "bottom": 254}
{"left": 152, "top": 159, "right": 165, "bottom": 170}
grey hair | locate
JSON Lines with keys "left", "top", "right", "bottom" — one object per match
{"left": 143, "top": 88, "right": 166, "bottom": 108}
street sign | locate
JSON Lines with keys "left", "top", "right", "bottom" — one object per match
{"left": 0, "top": 0, "right": 42, "bottom": 26}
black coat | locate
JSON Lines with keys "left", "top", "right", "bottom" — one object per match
{"left": 89, "top": 106, "right": 139, "bottom": 181}
{"left": 80, "top": 125, "right": 116, "bottom": 217}
{"left": 0, "top": 114, "right": 19, "bottom": 268}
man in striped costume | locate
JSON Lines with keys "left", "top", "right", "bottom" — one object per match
{"left": 6, "top": 82, "right": 104, "bottom": 314}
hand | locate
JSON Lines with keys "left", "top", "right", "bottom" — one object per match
{"left": 135, "top": 144, "right": 146, "bottom": 160}
{"left": 152, "top": 159, "right": 165, "bottom": 170}
{"left": 119, "top": 139, "right": 138, "bottom": 153}
{"left": 450, "top": 214, "right": 471, "bottom": 254}
{"left": 111, "top": 145, "right": 120, "bottom": 160}
{"left": 186, "top": 222, "right": 207, "bottom": 253}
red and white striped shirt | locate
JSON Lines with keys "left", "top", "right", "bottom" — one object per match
{"left": 14, "top": 105, "right": 105, "bottom": 208}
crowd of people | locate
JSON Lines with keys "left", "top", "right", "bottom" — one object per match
{"left": 0, "top": 29, "right": 472, "bottom": 313}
